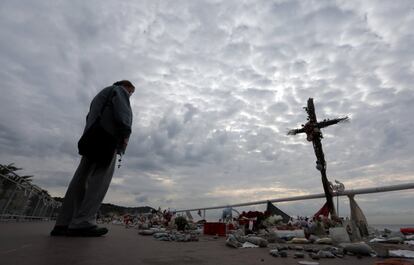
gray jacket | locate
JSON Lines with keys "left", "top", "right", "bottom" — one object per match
{"left": 84, "top": 85, "right": 133, "bottom": 150}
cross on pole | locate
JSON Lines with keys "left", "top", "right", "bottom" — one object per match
{"left": 288, "top": 98, "right": 348, "bottom": 218}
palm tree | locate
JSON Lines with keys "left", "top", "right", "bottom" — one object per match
{"left": 0, "top": 163, "right": 22, "bottom": 176}
{"left": 0, "top": 164, "right": 33, "bottom": 183}
{"left": 0, "top": 163, "right": 31, "bottom": 205}
{"left": 20, "top": 175, "right": 33, "bottom": 182}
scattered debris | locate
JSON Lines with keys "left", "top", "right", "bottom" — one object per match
{"left": 315, "top": 237, "right": 333, "bottom": 244}
{"left": 388, "top": 249, "right": 414, "bottom": 259}
{"left": 288, "top": 237, "right": 309, "bottom": 244}
{"left": 151, "top": 230, "right": 199, "bottom": 242}
{"left": 245, "top": 236, "right": 268, "bottom": 247}
{"left": 374, "top": 258, "right": 414, "bottom": 265}
{"left": 316, "top": 250, "right": 335, "bottom": 258}
{"left": 226, "top": 234, "right": 242, "bottom": 248}
{"left": 340, "top": 242, "right": 376, "bottom": 256}
{"left": 269, "top": 249, "right": 279, "bottom": 257}
{"left": 138, "top": 229, "right": 156, "bottom": 235}
{"left": 292, "top": 245, "right": 305, "bottom": 251}
{"left": 133, "top": 207, "right": 412, "bottom": 264}
{"left": 309, "top": 253, "right": 320, "bottom": 260}
{"left": 404, "top": 240, "right": 414, "bottom": 246}
{"left": 242, "top": 242, "right": 259, "bottom": 248}
{"left": 329, "top": 227, "right": 351, "bottom": 243}
{"left": 298, "top": 261, "right": 320, "bottom": 265}
{"left": 298, "top": 260, "right": 319, "bottom": 265}
{"left": 274, "top": 229, "right": 305, "bottom": 240}
{"left": 279, "top": 250, "right": 288, "bottom": 257}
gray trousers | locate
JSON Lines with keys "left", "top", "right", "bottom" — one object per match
{"left": 55, "top": 154, "right": 116, "bottom": 229}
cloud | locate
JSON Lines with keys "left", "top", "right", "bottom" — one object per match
{"left": 1, "top": 0, "right": 413, "bottom": 224}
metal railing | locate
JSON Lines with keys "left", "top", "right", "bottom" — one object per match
{"left": 175, "top": 182, "right": 414, "bottom": 213}
{"left": 0, "top": 165, "right": 61, "bottom": 221}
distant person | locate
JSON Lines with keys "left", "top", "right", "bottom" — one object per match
{"left": 50, "top": 80, "right": 134, "bottom": 237}
{"left": 221, "top": 207, "right": 232, "bottom": 222}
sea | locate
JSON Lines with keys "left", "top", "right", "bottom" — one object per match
{"left": 370, "top": 224, "right": 414, "bottom": 232}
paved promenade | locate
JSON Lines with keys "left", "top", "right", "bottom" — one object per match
{"left": 0, "top": 222, "right": 406, "bottom": 265}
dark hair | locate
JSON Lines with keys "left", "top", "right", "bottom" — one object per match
{"left": 113, "top": 80, "right": 135, "bottom": 88}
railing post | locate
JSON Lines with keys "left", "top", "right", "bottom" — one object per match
{"left": 31, "top": 196, "right": 42, "bottom": 218}
{"left": 40, "top": 198, "right": 53, "bottom": 219}
{"left": 18, "top": 189, "right": 32, "bottom": 218}
{"left": 38, "top": 204, "right": 45, "bottom": 218}
{"left": 49, "top": 207, "right": 55, "bottom": 219}
{"left": 40, "top": 203, "right": 50, "bottom": 219}
{"left": 37, "top": 202, "right": 46, "bottom": 218}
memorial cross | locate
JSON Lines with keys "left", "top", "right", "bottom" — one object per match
{"left": 288, "top": 98, "right": 348, "bottom": 217}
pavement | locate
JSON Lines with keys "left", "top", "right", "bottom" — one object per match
{"left": 0, "top": 222, "right": 411, "bottom": 265}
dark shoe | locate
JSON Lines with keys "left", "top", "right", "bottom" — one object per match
{"left": 50, "top": 225, "right": 68, "bottom": 236}
{"left": 66, "top": 226, "right": 108, "bottom": 237}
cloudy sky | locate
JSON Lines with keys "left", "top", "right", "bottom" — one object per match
{"left": 1, "top": 0, "right": 413, "bottom": 224}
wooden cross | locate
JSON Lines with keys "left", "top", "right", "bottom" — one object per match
{"left": 288, "top": 98, "right": 348, "bottom": 218}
